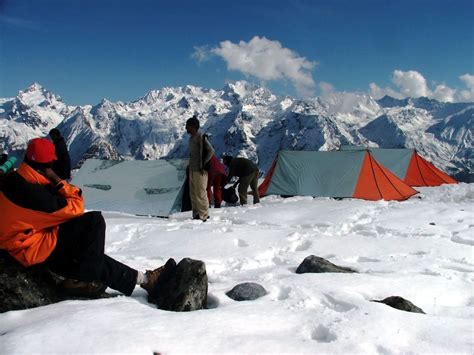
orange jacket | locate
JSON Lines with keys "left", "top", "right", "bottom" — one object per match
{"left": 0, "top": 163, "right": 84, "bottom": 266}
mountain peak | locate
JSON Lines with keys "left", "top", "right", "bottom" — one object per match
{"left": 223, "top": 80, "right": 259, "bottom": 98}
{"left": 376, "top": 95, "right": 408, "bottom": 108}
{"left": 26, "top": 82, "right": 44, "bottom": 91}
{"left": 17, "top": 82, "right": 56, "bottom": 106}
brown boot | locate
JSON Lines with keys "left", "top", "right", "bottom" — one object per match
{"left": 62, "top": 279, "right": 107, "bottom": 298}
{"left": 140, "top": 258, "right": 176, "bottom": 294}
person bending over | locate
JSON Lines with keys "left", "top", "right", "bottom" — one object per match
{"left": 222, "top": 155, "right": 260, "bottom": 205}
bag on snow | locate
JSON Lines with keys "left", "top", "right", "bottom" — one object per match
{"left": 222, "top": 186, "right": 239, "bottom": 204}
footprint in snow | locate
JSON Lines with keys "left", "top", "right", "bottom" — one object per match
{"left": 322, "top": 293, "right": 358, "bottom": 313}
{"left": 451, "top": 233, "right": 474, "bottom": 246}
{"left": 310, "top": 324, "right": 337, "bottom": 343}
{"left": 291, "top": 239, "right": 312, "bottom": 252}
{"left": 357, "top": 256, "right": 381, "bottom": 262}
{"left": 277, "top": 286, "right": 292, "bottom": 300}
{"left": 234, "top": 238, "right": 249, "bottom": 247}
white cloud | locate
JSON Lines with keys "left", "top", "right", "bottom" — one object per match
{"left": 191, "top": 46, "right": 212, "bottom": 63}
{"left": 369, "top": 82, "right": 403, "bottom": 100}
{"left": 392, "top": 70, "right": 431, "bottom": 98}
{"left": 458, "top": 73, "right": 474, "bottom": 102}
{"left": 460, "top": 73, "right": 474, "bottom": 89}
{"left": 369, "top": 70, "right": 474, "bottom": 103}
{"left": 432, "top": 84, "right": 456, "bottom": 103}
{"left": 201, "top": 36, "right": 316, "bottom": 97}
{"left": 319, "top": 81, "right": 334, "bottom": 96}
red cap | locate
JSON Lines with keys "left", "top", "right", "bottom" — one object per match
{"left": 26, "top": 138, "right": 57, "bottom": 163}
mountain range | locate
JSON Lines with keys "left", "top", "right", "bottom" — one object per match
{"left": 0, "top": 81, "right": 472, "bottom": 182}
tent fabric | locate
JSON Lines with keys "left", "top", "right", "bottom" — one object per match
{"left": 259, "top": 150, "right": 417, "bottom": 201}
{"left": 72, "top": 159, "right": 188, "bottom": 217}
{"left": 405, "top": 152, "right": 457, "bottom": 186}
{"left": 353, "top": 152, "right": 419, "bottom": 200}
{"left": 339, "top": 146, "right": 457, "bottom": 186}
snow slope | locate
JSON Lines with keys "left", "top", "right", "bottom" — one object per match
{"left": 0, "top": 183, "right": 472, "bottom": 354}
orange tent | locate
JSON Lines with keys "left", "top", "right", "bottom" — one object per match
{"left": 339, "top": 146, "right": 457, "bottom": 187}
{"left": 258, "top": 150, "right": 417, "bottom": 201}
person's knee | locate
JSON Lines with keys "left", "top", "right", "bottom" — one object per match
{"left": 83, "top": 211, "right": 106, "bottom": 230}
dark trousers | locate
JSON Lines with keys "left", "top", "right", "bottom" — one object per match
{"left": 238, "top": 170, "right": 260, "bottom": 205}
{"left": 45, "top": 211, "right": 138, "bottom": 296}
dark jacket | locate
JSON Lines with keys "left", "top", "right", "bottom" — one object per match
{"left": 0, "top": 163, "right": 84, "bottom": 266}
{"left": 52, "top": 137, "right": 71, "bottom": 180}
{"left": 227, "top": 158, "right": 258, "bottom": 180}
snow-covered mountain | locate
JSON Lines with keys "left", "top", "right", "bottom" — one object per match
{"left": 0, "top": 83, "right": 75, "bottom": 159}
{"left": 0, "top": 82, "right": 472, "bottom": 181}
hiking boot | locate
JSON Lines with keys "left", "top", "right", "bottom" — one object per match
{"left": 140, "top": 258, "right": 176, "bottom": 294}
{"left": 61, "top": 278, "right": 107, "bottom": 298}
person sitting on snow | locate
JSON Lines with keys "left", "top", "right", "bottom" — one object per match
{"left": 0, "top": 137, "right": 175, "bottom": 298}
{"left": 222, "top": 155, "right": 260, "bottom": 205}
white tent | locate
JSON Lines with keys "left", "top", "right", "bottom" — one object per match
{"left": 72, "top": 159, "right": 188, "bottom": 217}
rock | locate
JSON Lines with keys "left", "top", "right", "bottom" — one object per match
{"left": 149, "top": 258, "right": 208, "bottom": 312}
{"left": 226, "top": 282, "right": 267, "bottom": 301}
{"left": 0, "top": 251, "right": 114, "bottom": 313}
{"left": 372, "top": 296, "right": 425, "bottom": 314}
{"left": 296, "top": 255, "right": 357, "bottom": 274}
{"left": 0, "top": 251, "right": 69, "bottom": 313}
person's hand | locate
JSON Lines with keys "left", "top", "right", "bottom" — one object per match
{"left": 40, "top": 167, "right": 62, "bottom": 185}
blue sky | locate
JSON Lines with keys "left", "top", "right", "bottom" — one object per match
{"left": 0, "top": 0, "right": 473, "bottom": 105}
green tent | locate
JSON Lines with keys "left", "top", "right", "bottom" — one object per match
{"left": 72, "top": 159, "right": 188, "bottom": 217}
{"left": 258, "top": 150, "right": 417, "bottom": 201}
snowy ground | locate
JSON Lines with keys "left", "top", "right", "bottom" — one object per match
{"left": 1, "top": 184, "right": 473, "bottom": 354}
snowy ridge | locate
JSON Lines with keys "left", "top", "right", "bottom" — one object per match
{"left": 0, "top": 82, "right": 472, "bottom": 181}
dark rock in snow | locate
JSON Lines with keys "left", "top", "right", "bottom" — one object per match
{"left": 0, "top": 251, "right": 64, "bottom": 313}
{"left": 372, "top": 296, "right": 425, "bottom": 314}
{"left": 0, "top": 251, "right": 111, "bottom": 313}
{"left": 226, "top": 282, "right": 268, "bottom": 301}
{"left": 296, "top": 255, "right": 357, "bottom": 274}
{"left": 149, "top": 258, "right": 208, "bottom": 312}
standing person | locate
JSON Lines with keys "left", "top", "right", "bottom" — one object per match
{"left": 223, "top": 155, "right": 260, "bottom": 205}
{"left": 207, "top": 155, "right": 227, "bottom": 208}
{"left": 185, "top": 115, "right": 214, "bottom": 221}
{"left": 49, "top": 128, "right": 71, "bottom": 181}
{"left": 0, "top": 137, "right": 175, "bottom": 298}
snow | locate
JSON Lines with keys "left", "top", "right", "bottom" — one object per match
{"left": 1, "top": 183, "right": 473, "bottom": 354}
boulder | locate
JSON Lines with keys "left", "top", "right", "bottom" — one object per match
{"left": 296, "top": 255, "right": 357, "bottom": 274}
{"left": 0, "top": 251, "right": 69, "bottom": 313}
{"left": 372, "top": 296, "right": 425, "bottom": 314}
{"left": 226, "top": 282, "right": 267, "bottom": 301}
{"left": 149, "top": 258, "right": 208, "bottom": 312}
